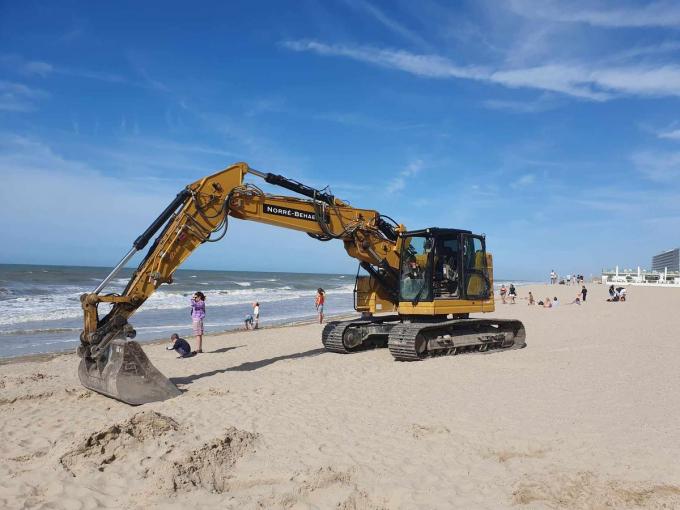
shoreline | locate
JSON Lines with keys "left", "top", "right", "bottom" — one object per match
{"left": 0, "top": 311, "right": 357, "bottom": 366}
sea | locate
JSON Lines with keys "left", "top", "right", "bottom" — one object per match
{"left": 0, "top": 264, "right": 356, "bottom": 358}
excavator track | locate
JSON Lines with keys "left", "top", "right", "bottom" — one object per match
{"left": 322, "top": 320, "right": 371, "bottom": 353}
{"left": 388, "top": 318, "right": 526, "bottom": 361}
{"left": 322, "top": 316, "right": 399, "bottom": 353}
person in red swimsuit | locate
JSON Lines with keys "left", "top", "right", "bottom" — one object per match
{"left": 315, "top": 288, "right": 325, "bottom": 324}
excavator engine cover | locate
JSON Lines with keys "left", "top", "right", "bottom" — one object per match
{"left": 78, "top": 339, "right": 182, "bottom": 405}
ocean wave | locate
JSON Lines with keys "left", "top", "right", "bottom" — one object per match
{"left": 232, "top": 281, "right": 252, "bottom": 287}
{"left": 0, "top": 283, "right": 356, "bottom": 326}
{"left": 0, "top": 327, "right": 79, "bottom": 336}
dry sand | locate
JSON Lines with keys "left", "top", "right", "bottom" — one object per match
{"left": 1, "top": 284, "right": 680, "bottom": 509}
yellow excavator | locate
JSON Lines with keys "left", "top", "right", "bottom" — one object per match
{"left": 79, "top": 162, "right": 526, "bottom": 405}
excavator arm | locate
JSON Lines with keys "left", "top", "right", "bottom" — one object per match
{"left": 79, "top": 162, "right": 403, "bottom": 404}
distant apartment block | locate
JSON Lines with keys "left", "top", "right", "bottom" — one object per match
{"left": 652, "top": 248, "right": 680, "bottom": 273}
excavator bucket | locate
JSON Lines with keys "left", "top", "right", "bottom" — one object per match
{"left": 78, "top": 339, "right": 182, "bottom": 405}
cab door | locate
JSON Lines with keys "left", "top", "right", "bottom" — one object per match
{"left": 462, "top": 234, "right": 491, "bottom": 300}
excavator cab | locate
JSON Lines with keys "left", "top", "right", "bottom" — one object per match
{"left": 398, "top": 228, "right": 492, "bottom": 309}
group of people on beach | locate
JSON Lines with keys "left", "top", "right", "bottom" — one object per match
{"left": 166, "top": 288, "right": 326, "bottom": 358}
{"left": 549, "top": 270, "right": 585, "bottom": 285}
{"left": 501, "top": 284, "right": 589, "bottom": 308}
{"left": 607, "top": 285, "right": 627, "bottom": 302}
{"left": 524, "top": 291, "right": 563, "bottom": 307}
{"left": 499, "top": 284, "right": 517, "bottom": 304}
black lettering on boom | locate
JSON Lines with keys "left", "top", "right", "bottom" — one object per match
{"left": 263, "top": 204, "right": 316, "bottom": 221}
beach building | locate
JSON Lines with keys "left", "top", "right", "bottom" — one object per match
{"left": 602, "top": 247, "right": 680, "bottom": 286}
{"left": 601, "top": 265, "right": 680, "bottom": 285}
{"left": 652, "top": 248, "right": 680, "bottom": 273}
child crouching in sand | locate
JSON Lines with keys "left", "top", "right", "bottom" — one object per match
{"left": 166, "top": 333, "right": 195, "bottom": 358}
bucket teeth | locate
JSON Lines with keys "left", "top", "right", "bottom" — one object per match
{"left": 78, "top": 339, "right": 182, "bottom": 405}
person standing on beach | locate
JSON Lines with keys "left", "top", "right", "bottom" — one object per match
{"left": 550, "top": 270, "right": 557, "bottom": 285}
{"left": 315, "top": 288, "right": 325, "bottom": 323}
{"left": 499, "top": 284, "right": 507, "bottom": 304}
{"left": 508, "top": 284, "right": 517, "bottom": 304}
{"left": 252, "top": 302, "right": 260, "bottom": 329}
{"left": 528, "top": 291, "right": 535, "bottom": 305}
{"left": 581, "top": 285, "right": 588, "bottom": 302}
{"left": 190, "top": 291, "right": 206, "bottom": 353}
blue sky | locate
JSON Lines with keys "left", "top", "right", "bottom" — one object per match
{"left": 1, "top": 1, "right": 679, "bottom": 280}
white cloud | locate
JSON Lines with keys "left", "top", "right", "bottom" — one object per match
{"left": 341, "top": 0, "right": 429, "bottom": 48}
{"left": 590, "top": 65, "right": 680, "bottom": 97}
{"left": 0, "top": 81, "right": 49, "bottom": 112}
{"left": 386, "top": 159, "right": 424, "bottom": 193}
{"left": 482, "top": 96, "right": 557, "bottom": 113}
{"left": 632, "top": 150, "right": 680, "bottom": 181}
{"left": 284, "top": 40, "right": 680, "bottom": 101}
{"left": 1, "top": 54, "right": 126, "bottom": 84}
{"left": 511, "top": 173, "right": 536, "bottom": 188}
{"left": 490, "top": 65, "right": 611, "bottom": 101}
{"left": 658, "top": 128, "right": 680, "bottom": 140}
{"left": 282, "top": 41, "right": 486, "bottom": 79}
{"left": 0, "top": 55, "right": 54, "bottom": 76}
{"left": 21, "top": 60, "right": 53, "bottom": 76}
{"left": 507, "top": 0, "right": 680, "bottom": 28}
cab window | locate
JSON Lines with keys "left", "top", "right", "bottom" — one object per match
{"left": 433, "top": 237, "right": 460, "bottom": 299}
{"left": 400, "top": 236, "right": 433, "bottom": 302}
{"left": 463, "top": 235, "right": 490, "bottom": 299}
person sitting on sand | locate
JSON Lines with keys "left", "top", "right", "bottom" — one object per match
{"left": 608, "top": 285, "right": 616, "bottom": 299}
{"left": 244, "top": 313, "right": 254, "bottom": 330}
{"left": 528, "top": 291, "right": 535, "bottom": 305}
{"left": 499, "top": 284, "right": 507, "bottom": 304}
{"left": 543, "top": 297, "right": 552, "bottom": 308}
{"left": 552, "top": 296, "right": 559, "bottom": 307}
{"left": 166, "top": 333, "right": 195, "bottom": 358}
{"left": 618, "top": 287, "right": 627, "bottom": 302}
{"left": 569, "top": 295, "right": 581, "bottom": 305}
{"left": 508, "top": 284, "right": 517, "bottom": 304}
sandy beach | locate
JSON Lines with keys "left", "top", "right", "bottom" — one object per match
{"left": 2, "top": 283, "right": 680, "bottom": 509}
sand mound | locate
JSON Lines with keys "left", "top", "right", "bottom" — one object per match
{"left": 513, "top": 471, "right": 680, "bottom": 508}
{"left": 167, "top": 427, "right": 257, "bottom": 493}
{"left": 60, "top": 411, "right": 179, "bottom": 476}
